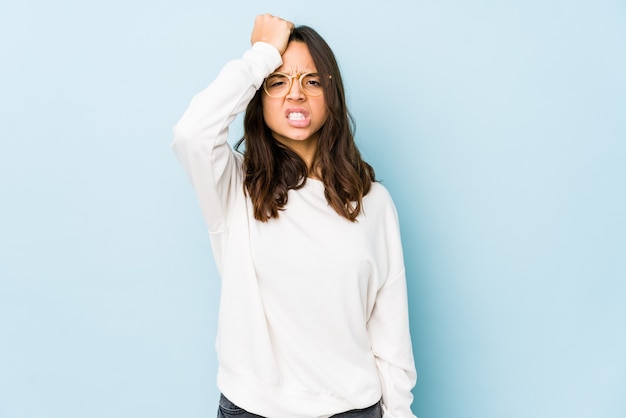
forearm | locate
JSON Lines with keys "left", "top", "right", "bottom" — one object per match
{"left": 369, "top": 270, "right": 417, "bottom": 418}
{"left": 171, "top": 42, "right": 282, "bottom": 232}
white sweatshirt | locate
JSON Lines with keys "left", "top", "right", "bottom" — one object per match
{"left": 172, "top": 42, "right": 417, "bottom": 418}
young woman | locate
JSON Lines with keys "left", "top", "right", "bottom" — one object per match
{"left": 172, "top": 14, "right": 417, "bottom": 418}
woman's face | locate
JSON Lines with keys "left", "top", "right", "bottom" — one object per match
{"left": 261, "top": 41, "right": 328, "bottom": 148}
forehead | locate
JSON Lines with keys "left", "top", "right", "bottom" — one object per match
{"left": 276, "top": 41, "right": 316, "bottom": 73}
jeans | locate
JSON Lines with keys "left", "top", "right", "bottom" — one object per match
{"left": 217, "top": 394, "right": 382, "bottom": 418}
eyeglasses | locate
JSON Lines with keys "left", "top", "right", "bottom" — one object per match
{"left": 263, "top": 72, "right": 326, "bottom": 98}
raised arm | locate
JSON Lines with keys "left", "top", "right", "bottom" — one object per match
{"left": 171, "top": 15, "right": 292, "bottom": 233}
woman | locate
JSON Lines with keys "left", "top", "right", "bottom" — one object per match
{"left": 172, "top": 14, "right": 417, "bottom": 418}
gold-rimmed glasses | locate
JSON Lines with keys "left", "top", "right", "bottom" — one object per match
{"left": 263, "top": 72, "right": 325, "bottom": 98}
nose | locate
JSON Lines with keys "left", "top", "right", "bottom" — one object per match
{"left": 286, "top": 77, "right": 305, "bottom": 100}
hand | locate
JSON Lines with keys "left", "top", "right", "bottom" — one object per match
{"left": 250, "top": 14, "right": 294, "bottom": 55}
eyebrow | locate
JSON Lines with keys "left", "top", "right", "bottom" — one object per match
{"left": 270, "top": 71, "right": 319, "bottom": 76}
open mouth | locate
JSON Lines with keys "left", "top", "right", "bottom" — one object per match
{"left": 287, "top": 112, "right": 307, "bottom": 121}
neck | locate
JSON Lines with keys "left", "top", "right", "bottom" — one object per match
{"left": 274, "top": 135, "right": 319, "bottom": 176}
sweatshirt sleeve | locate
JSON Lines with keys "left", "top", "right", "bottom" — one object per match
{"left": 171, "top": 42, "right": 282, "bottom": 233}
{"left": 367, "top": 199, "right": 418, "bottom": 418}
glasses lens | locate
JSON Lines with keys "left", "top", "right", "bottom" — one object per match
{"left": 301, "top": 74, "right": 323, "bottom": 96}
{"left": 265, "top": 74, "right": 290, "bottom": 97}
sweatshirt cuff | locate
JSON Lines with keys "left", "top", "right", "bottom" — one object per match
{"left": 248, "top": 41, "right": 283, "bottom": 75}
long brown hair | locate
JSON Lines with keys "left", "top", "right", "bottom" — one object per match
{"left": 236, "top": 25, "right": 375, "bottom": 222}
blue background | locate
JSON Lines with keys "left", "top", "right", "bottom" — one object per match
{"left": 1, "top": 1, "right": 625, "bottom": 417}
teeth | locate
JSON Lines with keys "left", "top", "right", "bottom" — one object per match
{"left": 287, "top": 112, "right": 306, "bottom": 121}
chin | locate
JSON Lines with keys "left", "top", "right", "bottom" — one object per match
{"left": 275, "top": 130, "right": 317, "bottom": 143}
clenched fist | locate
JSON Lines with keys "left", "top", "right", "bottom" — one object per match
{"left": 250, "top": 14, "right": 294, "bottom": 55}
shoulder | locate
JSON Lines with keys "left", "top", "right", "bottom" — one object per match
{"left": 359, "top": 182, "right": 404, "bottom": 259}
{"left": 361, "top": 182, "right": 399, "bottom": 221}
{"left": 364, "top": 181, "right": 395, "bottom": 207}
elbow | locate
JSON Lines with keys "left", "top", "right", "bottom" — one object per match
{"left": 172, "top": 122, "right": 195, "bottom": 146}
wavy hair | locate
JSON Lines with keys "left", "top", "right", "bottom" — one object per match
{"left": 236, "top": 25, "right": 375, "bottom": 222}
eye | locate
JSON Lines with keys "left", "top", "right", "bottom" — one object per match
{"left": 302, "top": 74, "right": 322, "bottom": 86}
{"left": 266, "top": 75, "right": 288, "bottom": 88}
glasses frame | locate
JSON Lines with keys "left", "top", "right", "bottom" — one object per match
{"left": 262, "top": 72, "right": 326, "bottom": 98}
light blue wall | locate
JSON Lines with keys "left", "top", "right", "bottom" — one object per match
{"left": 1, "top": 1, "right": 624, "bottom": 417}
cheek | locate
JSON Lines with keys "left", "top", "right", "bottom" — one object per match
{"left": 316, "top": 104, "right": 329, "bottom": 126}
{"left": 261, "top": 97, "right": 281, "bottom": 125}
